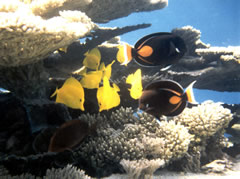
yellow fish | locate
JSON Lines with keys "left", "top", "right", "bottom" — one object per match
{"left": 80, "top": 70, "right": 103, "bottom": 89}
{"left": 83, "top": 48, "right": 101, "bottom": 70}
{"left": 99, "top": 60, "right": 115, "bottom": 79}
{"left": 97, "top": 76, "right": 120, "bottom": 112}
{"left": 51, "top": 77, "right": 85, "bottom": 111}
{"left": 126, "top": 69, "right": 143, "bottom": 99}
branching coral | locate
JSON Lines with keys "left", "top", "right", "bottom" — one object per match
{"left": 74, "top": 107, "right": 193, "bottom": 176}
{"left": 172, "top": 101, "right": 233, "bottom": 140}
{"left": 0, "top": 164, "right": 92, "bottom": 179}
{"left": 120, "top": 158, "right": 165, "bottom": 179}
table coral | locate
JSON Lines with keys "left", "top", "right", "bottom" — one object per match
{"left": 0, "top": 1, "right": 94, "bottom": 67}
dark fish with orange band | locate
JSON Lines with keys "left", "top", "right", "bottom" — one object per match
{"left": 116, "top": 32, "right": 187, "bottom": 67}
{"left": 139, "top": 80, "right": 197, "bottom": 117}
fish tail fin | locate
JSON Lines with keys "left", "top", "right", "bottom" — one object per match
{"left": 50, "top": 88, "right": 58, "bottom": 98}
{"left": 184, "top": 81, "right": 197, "bottom": 104}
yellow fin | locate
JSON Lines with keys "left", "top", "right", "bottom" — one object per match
{"left": 126, "top": 69, "right": 142, "bottom": 99}
{"left": 103, "top": 60, "right": 115, "bottom": 79}
{"left": 116, "top": 43, "right": 132, "bottom": 66}
{"left": 50, "top": 88, "right": 58, "bottom": 98}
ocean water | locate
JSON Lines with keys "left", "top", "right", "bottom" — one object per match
{"left": 100, "top": 0, "right": 240, "bottom": 104}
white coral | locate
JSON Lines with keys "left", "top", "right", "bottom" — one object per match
{"left": 173, "top": 101, "right": 233, "bottom": 138}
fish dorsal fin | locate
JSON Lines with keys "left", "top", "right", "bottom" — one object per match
{"left": 63, "top": 77, "right": 82, "bottom": 88}
{"left": 87, "top": 48, "right": 101, "bottom": 59}
{"left": 99, "top": 62, "right": 105, "bottom": 71}
{"left": 145, "top": 80, "right": 183, "bottom": 94}
{"left": 184, "top": 81, "right": 197, "bottom": 104}
{"left": 113, "top": 83, "right": 120, "bottom": 92}
{"left": 134, "top": 32, "right": 173, "bottom": 49}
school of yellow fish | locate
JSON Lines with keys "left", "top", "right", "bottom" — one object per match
{"left": 51, "top": 47, "right": 141, "bottom": 112}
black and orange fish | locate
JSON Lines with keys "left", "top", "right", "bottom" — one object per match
{"left": 116, "top": 32, "right": 187, "bottom": 67}
{"left": 139, "top": 80, "right": 197, "bottom": 117}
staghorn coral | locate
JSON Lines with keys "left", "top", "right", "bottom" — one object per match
{"left": 0, "top": 1, "right": 94, "bottom": 67}
{"left": 120, "top": 158, "right": 165, "bottom": 179}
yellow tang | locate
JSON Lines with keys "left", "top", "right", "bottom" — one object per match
{"left": 50, "top": 77, "right": 85, "bottom": 111}
{"left": 80, "top": 70, "right": 103, "bottom": 89}
{"left": 126, "top": 69, "right": 143, "bottom": 99}
{"left": 83, "top": 48, "right": 101, "bottom": 70}
{"left": 97, "top": 76, "right": 120, "bottom": 112}
{"left": 99, "top": 60, "right": 115, "bottom": 79}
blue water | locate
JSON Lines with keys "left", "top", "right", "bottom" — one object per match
{"left": 101, "top": 0, "right": 240, "bottom": 46}
{"left": 99, "top": 0, "right": 240, "bottom": 104}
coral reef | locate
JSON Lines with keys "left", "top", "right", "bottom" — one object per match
{"left": 0, "top": 164, "right": 92, "bottom": 179}
{"left": 0, "top": 0, "right": 239, "bottom": 178}
{"left": 0, "top": 1, "right": 94, "bottom": 67}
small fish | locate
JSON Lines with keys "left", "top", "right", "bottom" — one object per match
{"left": 48, "top": 120, "right": 96, "bottom": 152}
{"left": 80, "top": 70, "right": 103, "bottom": 89}
{"left": 126, "top": 69, "right": 143, "bottom": 99}
{"left": 97, "top": 76, "right": 120, "bottom": 112}
{"left": 58, "top": 46, "right": 68, "bottom": 53}
{"left": 83, "top": 48, "right": 101, "bottom": 70}
{"left": 99, "top": 60, "right": 115, "bottom": 79}
{"left": 50, "top": 77, "right": 85, "bottom": 111}
{"left": 116, "top": 32, "right": 186, "bottom": 67}
{"left": 139, "top": 80, "right": 197, "bottom": 117}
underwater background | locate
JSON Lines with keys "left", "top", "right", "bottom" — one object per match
{"left": 101, "top": 0, "right": 240, "bottom": 104}
{"left": 0, "top": 0, "right": 240, "bottom": 178}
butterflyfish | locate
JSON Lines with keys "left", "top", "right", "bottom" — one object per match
{"left": 50, "top": 77, "right": 85, "bottom": 111}
{"left": 99, "top": 60, "right": 115, "bottom": 79}
{"left": 126, "top": 69, "right": 143, "bottom": 100}
{"left": 97, "top": 76, "right": 120, "bottom": 112}
{"left": 80, "top": 70, "right": 103, "bottom": 89}
{"left": 116, "top": 32, "right": 186, "bottom": 67}
{"left": 83, "top": 48, "right": 101, "bottom": 70}
{"left": 139, "top": 80, "right": 197, "bottom": 117}
{"left": 48, "top": 120, "right": 96, "bottom": 152}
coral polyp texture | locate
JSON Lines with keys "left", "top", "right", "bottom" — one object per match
{"left": 172, "top": 101, "right": 233, "bottom": 139}
{"left": 0, "top": 1, "right": 94, "bottom": 67}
